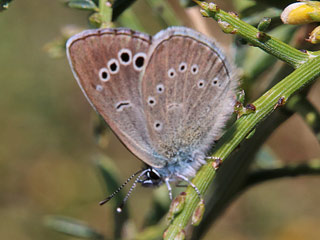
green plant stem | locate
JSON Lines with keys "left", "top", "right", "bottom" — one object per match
{"left": 146, "top": 0, "right": 182, "bottom": 27}
{"left": 193, "top": 51, "right": 318, "bottom": 240}
{"left": 197, "top": 1, "right": 310, "bottom": 68}
{"left": 164, "top": 17, "right": 320, "bottom": 240}
{"left": 99, "top": 0, "right": 112, "bottom": 27}
{"left": 191, "top": 110, "right": 292, "bottom": 239}
{"left": 243, "top": 159, "right": 320, "bottom": 189}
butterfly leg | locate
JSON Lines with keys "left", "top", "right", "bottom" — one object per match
{"left": 175, "top": 173, "right": 202, "bottom": 199}
{"left": 165, "top": 178, "right": 173, "bottom": 200}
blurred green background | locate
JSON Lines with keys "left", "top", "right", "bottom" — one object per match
{"left": 1, "top": 0, "right": 320, "bottom": 239}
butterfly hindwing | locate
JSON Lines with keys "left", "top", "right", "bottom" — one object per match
{"left": 141, "top": 27, "right": 237, "bottom": 159}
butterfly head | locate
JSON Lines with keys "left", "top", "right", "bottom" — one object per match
{"left": 99, "top": 167, "right": 165, "bottom": 210}
{"left": 139, "top": 168, "right": 163, "bottom": 187}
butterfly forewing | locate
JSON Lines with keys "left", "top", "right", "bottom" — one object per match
{"left": 67, "top": 28, "right": 165, "bottom": 168}
{"left": 141, "top": 27, "right": 237, "bottom": 159}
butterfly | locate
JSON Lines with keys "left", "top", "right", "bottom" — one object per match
{"left": 66, "top": 27, "right": 237, "bottom": 209}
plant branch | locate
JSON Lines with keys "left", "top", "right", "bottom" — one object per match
{"left": 196, "top": 1, "right": 310, "bottom": 68}
{"left": 286, "top": 94, "right": 320, "bottom": 142}
{"left": 99, "top": 0, "right": 112, "bottom": 28}
{"left": 165, "top": 47, "right": 320, "bottom": 240}
{"left": 191, "top": 108, "right": 292, "bottom": 240}
{"left": 164, "top": 3, "right": 320, "bottom": 239}
{"left": 243, "top": 159, "right": 320, "bottom": 189}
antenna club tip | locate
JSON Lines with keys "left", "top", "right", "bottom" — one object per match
{"left": 99, "top": 199, "right": 109, "bottom": 205}
{"left": 116, "top": 207, "right": 122, "bottom": 213}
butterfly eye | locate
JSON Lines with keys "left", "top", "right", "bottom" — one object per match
{"left": 108, "top": 59, "right": 120, "bottom": 74}
{"left": 179, "top": 62, "right": 187, "bottom": 72}
{"left": 133, "top": 52, "right": 146, "bottom": 71}
{"left": 197, "top": 79, "right": 205, "bottom": 88}
{"left": 168, "top": 68, "right": 176, "bottom": 78}
{"left": 191, "top": 64, "right": 199, "bottom": 75}
{"left": 99, "top": 68, "right": 110, "bottom": 82}
{"left": 118, "top": 49, "right": 132, "bottom": 65}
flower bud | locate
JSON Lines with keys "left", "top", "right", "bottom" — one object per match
{"left": 191, "top": 199, "right": 205, "bottom": 226}
{"left": 307, "top": 25, "right": 320, "bottom": 44}
{"left": 281, "top": 2, "right": 320, "bottom": 25}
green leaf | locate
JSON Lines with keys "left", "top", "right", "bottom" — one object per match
{"left": 96, "top": 156, "right": 125, "bottom": 205}
{"left": 242, "top": 7, "right": 282, "bottom": 27}
{"left": 96, "top": 156, "right": 129, "bottom": 239}
{"left": 179, "top": 0, "right": 197, "bottom": 8}
{"left": 135, "top": 223, "right": 167, "bottom": 240}
{"left": 146, "top": 0, "right": 182, "bottom": 26}
{"left": 143, "top": 187, "right": 170, "bottom": 227}
{"left": 45, "top": 216, "right": 104, "bottom": 239}
{"left": 112, "top": 0, "right": 137, "bottom": 21}
{"left": 117, "top": 7, "right": 144, "bottom": 30}
{"left": 68, "top": 0, "right": 98, "bottom": 11}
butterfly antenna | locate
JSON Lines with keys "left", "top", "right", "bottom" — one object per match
{"left": 99, "top": 169, "right": 144, "bottom": 206}
{"left": 176, "top": 173, "right": 202, "bottom": 199}
{"left": 116, "top": 169, "right": 150, "bottom": 212}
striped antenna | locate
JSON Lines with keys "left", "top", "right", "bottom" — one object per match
{"left": 116, "top": 168, "right": 151, "bottom": 212}
{"left": 99, "top": 169, "right": 144, "bottom": 205}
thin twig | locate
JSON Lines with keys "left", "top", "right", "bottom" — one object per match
{"left": 286, "top": 95, "right": 320, "bottom": 142}
{"left": 243, "top": 159, "right": 320, "bottom": 189}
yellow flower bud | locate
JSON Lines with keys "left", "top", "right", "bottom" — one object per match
{"left": 281, "top": 2, "right": 320, "bottom": 25}
{"left": 307, "top": 25, "right": 320, "bottom": 43}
